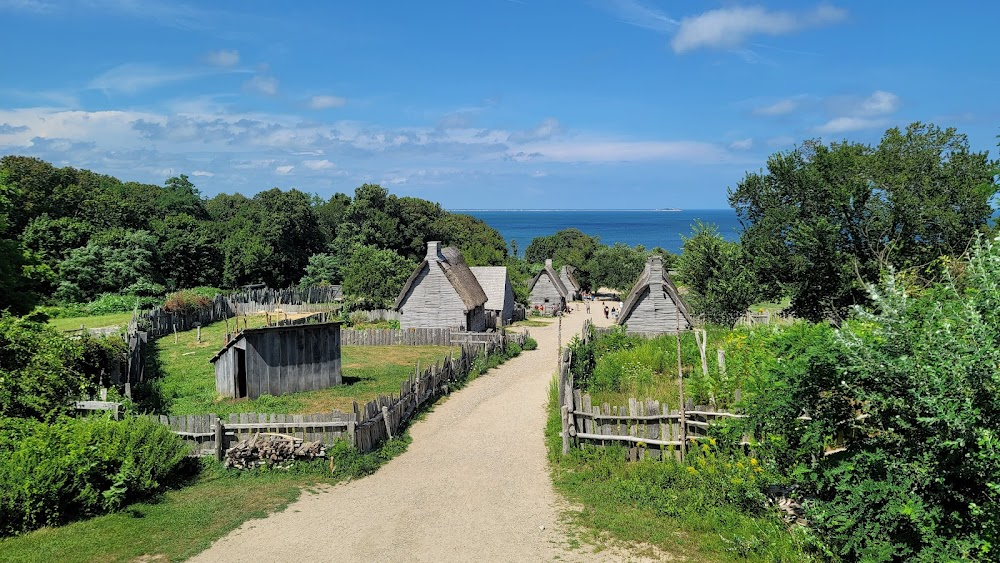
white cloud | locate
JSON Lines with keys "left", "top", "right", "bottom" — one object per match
{"left": 602, "top": 0, "right": 678, "bottom": 33}
{"left": 191, "top": 170, "right": 214, "bottom": 177}
{"left": 671, "top": 4, "right": 847, "bottom": 53}
{"left": 303, "top": 159, "right": 335, "bottom": 170}
{"left": 508, "top": 139, "right": 728, "bottom": 164}
{"left": 753, "top": 98, "right": 798, "bottom": 116}
{"left": 0, "top": 0, "right": 53, "bottom": 13}
{"left": 729, "top": 138, "right": 753, "bottom": 151}
{"left": 815, "top": 116, "right": 887, "bottom": 134}
{"left": 307, "top": 95, "right": 347, "bottom": 109}
{"left": 859, "top": 90, "right": 899, "bottom": 115}
{"left": 275, "top": 164, "right": 294, "bottom": 175}
{"left": 204, "top": 49, "right": 239, "bottom": 67}
{"left": 88, "top": 63, "right": 207, "bottom": 94}
{"left": 508, "top": 118, "right": 562, "bottom": 143}
{"left": 244, "top": 74, "right": 278, "bottom": 96}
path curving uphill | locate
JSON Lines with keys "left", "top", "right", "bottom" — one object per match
{"left": 189, "top": 307, "right": 617, "bottom": 563}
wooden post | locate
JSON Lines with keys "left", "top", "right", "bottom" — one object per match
{"left": 215, "top": 417, "right": 225, "bottom": 462}
{"left": 717, "top": 348, "right": 726, "bottom": 376}
{"left": 196, "top": 325, "right": 201, "bottom": 343}
{"left": 173, "top": 323, "right": 178, "bottom": 344}
{"left": 676, "top": 311, "right": 686, "bottom": 461}
{"left": 381, "top": 406, "right": 393, "bottom": 440}
{"left": 347, "top": 420, "right": 356, "bottom": 448}
{"left": 561, "top": 405, "right": 570, "bottom": 455}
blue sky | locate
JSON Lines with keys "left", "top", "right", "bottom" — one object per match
{"left": 0, "top": 1, "right": 996, "bottom": 209}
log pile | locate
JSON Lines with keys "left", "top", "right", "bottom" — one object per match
{"left": 224, "top": 432, "right": 327, "bottom": 469}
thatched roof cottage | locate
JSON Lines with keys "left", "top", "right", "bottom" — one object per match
{"left": 470, "top": 266, "right": 515, "bottom": 324}
{"left": 528, "top": 259, "right": 570, "bottom": 315}
{"left": 617, "top": 255, "right": 692, "bottom": 334}
{"left": 210, "top": 321, "right": 342, "bottom": 400}
{"left": 395, "top": 242, "right": 489, "bottom": 331}
{"left": 559, "top": 265, "right": 582, "bottom": 301}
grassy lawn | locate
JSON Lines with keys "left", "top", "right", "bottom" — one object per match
{"left": 0, "top": 440, "right": 409, "bottom": 563}
{"left": 508, "top": 318, "right": 553, "bottom": 328}
{"left": 147, "top": 315, "right": 456, "bottom": 415}
{"left": 46, "top": 312, "right": 133, "bottom": 333}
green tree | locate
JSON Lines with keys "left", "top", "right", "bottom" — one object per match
{"left": 341, "top": 244, "right": 414, "bottom": 309}
{"left": 299, "top": 253, "right": 340, "bottom": 286}
{"left": 314, "top": 192, "right": 351, "bottom": 243}
{"left": 677, "top": 223, "right": 759, "bottom": 327}
{"left": 433, "top": 213, "right": 508, "bottom": 266}
{"left": 56, "top": 229, "right": 163, "bottom": 301}
{"left": 524, "top": 228, "right": 600, "bottom": 271}
{"left": 154, "top": 214, "right": 222, "bottom": 289}
{"left": 585, "top": 243, "right": 649, "bottom": 294}
{"left": 0, "top": 170, "right": 39, "bottom": 313}
{"left": 730, "top": 123, "right": 998, "bottom": 322}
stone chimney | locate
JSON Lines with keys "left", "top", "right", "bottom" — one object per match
{"left": 545, "top": 259, "right": 553, "bottom": 269}
{"left": 426, "top": 241, "right": 442, "bottom": 261}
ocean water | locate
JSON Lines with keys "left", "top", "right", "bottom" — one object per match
{"left": 462, "top": 209, "right": 742, "bottom": 256}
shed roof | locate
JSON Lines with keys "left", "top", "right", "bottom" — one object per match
{"left": 618, "top": 257, "right": 694, "bottom": 327}
{"left": 560, "top": 265, "right": 582, "bottom": 292}
{"left": 394, "top": 245, "right": 489, "bottom": 311}
{"left": 469, "top": 266, "right": 511, "bottom": 312}
{"left": 209, "top": 320, "right": 343, "bottom": 364}
{"left": 528, "top": 260, "right": 571, "bottom": 300}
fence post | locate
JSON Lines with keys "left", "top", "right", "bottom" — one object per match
{"left": 561, "top": 405, "right": 570, "bottom": 455}
{"left": 676, "top": 327, "right": 686, "bottom": 462}
{"left": 347, "top": 420, "right": 356, "bottom": 447}
{"left": 381, "top": 405, "right": 393, "bottom": 440}
{"left": 215, "top": 417, "right": 225, "bottom": 462}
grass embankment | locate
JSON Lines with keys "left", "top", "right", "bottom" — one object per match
{"left": 0, "top": 439, "right": 409, "bottom": 563}
{"left": 46, "top": 312, "right": 133, "bottom": 333}
{"left": 145, "top": 315, "right": 456, "bottom": 415}
{"left": 545, "top": 382, "right": 813, "bottom": 562}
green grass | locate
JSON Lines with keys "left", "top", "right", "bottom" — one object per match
{"left": 0, "top": 438, "right": 410, "bottom": 563}
{"left": 546, "top": 381, "right": 815, "bottom": 562}
{"left": 46, "top": 312, "right": 133, "bottom": 333}
{"left": 508, "top": 318, "right": 552, "bottom": 328}
{"left": 146, "top": 315, "right": 457, "bottom": 415}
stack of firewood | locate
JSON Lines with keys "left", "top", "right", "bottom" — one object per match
{"left": 224, "top": 432, "right": 327, "bottom": 469}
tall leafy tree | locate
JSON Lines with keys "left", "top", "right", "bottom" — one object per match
{"left": 677, "top": 223, "right": 758, "bottom": 327}
{"left": 433, "top": 212, "right": 508, "bottom": 266}
{"left": 341, "top": 244, "right": 414, "bottom": 309}
{"left": 585, "top": 243, "right": 649, "bottom": 294}
{"left": 730, "top": 122, "right": 998, "bottom": 322}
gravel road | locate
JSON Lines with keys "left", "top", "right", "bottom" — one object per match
{"left": 189, "top": 306, "right": 619, "bottom": 562}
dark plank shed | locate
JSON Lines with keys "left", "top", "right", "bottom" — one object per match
{"left": 210, "top": 321, "right": 342, "bottom": 400}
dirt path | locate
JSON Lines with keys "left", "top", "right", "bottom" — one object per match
{"left": 189, "top": 306, "right": 617, "bottom": 562}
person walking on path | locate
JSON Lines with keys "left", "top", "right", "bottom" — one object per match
{"left": 603, "top": 305, "right": 609, "bottom": 319}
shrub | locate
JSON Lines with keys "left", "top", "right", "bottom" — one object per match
{"left": 162, "top": 290, "right": 213, "bottom": 315}
{"left": 0, "top": 415, "right": 188, "bottom": 536}
{"left": 504, "top": 342, "right": 522, "bottom": 358}
{"left": 88, "top": 293, "right": 156, "bottom": 314}
{"left": 348, "top": 310, "right": 370, "bottom": 327}
{"left": 522, "top": 336, "right": 538, "bottom": 351}
{"left": 591, "top": 351, "right": 654, "bottom": 393}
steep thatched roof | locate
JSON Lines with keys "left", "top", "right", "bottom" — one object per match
{"left": 394, "top": 245, "right": 488, "bottom": 311}
{"left": 470, "top": 266, "right": 511, "bottom": 312}
{"left": 528, "top": 260, "right": 571, "bottom": 300}
{"left": 618, "top": 256, "right": 693, "bottom": 327}
{"left": 560, "top": 265, "right": 581, "bottom": 292}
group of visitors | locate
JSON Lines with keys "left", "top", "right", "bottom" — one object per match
{"left": 602, "top": 304, "right": 618, "bottom": 320}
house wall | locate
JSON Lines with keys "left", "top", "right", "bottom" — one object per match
{"left": 501, "top": 281, "right": 515, "bottom": 322}
{"left": 559, "top": 272, "right": 579, "bottom": 300}
{"left": 243, "top": 324, "right": 342, "bottom": 400}
{"left": 399, "top": 263, "right": 469, "bottom": 330}
{"left": 214, "top": 339, "right": 246, "bottom": 398}
{"left": 530, "top": 274, "right": 566, "bottom": 311}
{"left": 620, "top": 287, "right": 689, "bottom": 334}
{"left": 466, "top": 306, "right": 487, "bottom": 332}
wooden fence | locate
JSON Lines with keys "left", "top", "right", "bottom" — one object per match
{"left": 151, "top": 412, "right": 354, "bottom": 458}
{"left": 340, "top": 327, "right": 454, "bottom": 346}
{"left": 558, "top": 320, "right": 744, "bottom": 461}
{"left": 151, "top": 329, "right": 531, "bottom": 458}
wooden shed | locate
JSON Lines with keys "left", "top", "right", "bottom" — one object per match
{"left": 210, "top": 321, "right": 342, "bottom": 400}
{"left": 470, "top": 266, "right": 515, "bottom": 324}
{"left": 395, "top": 241, "right": 489, "bottom": 331}
{"left": 528, "top": 259, "right": 570, "bottom": 315}
{"left": 617, "top": 255, "right": 693, "bottom": 334}
{"left": 559, "top": 265, "right": 582, "bottom": 301}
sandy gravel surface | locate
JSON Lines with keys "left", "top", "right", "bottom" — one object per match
{"left": 189, "top": 306, "right": 628, "bottom": 563}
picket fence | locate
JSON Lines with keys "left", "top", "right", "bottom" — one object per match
{"left": 340, "top": 328, "right": 453, "bottom": 347}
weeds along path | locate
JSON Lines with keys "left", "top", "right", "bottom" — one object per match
{"left": 189, "top": 306, "right": 616, "bottom": 563}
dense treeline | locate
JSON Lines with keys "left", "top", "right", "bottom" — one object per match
{"left": 0, "top": 156, "right": 508, "bottom": 313}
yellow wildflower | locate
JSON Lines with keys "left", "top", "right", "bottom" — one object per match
{"left": 686, "top": 466, "right": 698, "bottom": 475}
{"left": 750, "top": 458, "right": 758, "bottom": 466}
{"left": 709, "top": 438, "right": 717, "bottom": 446}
